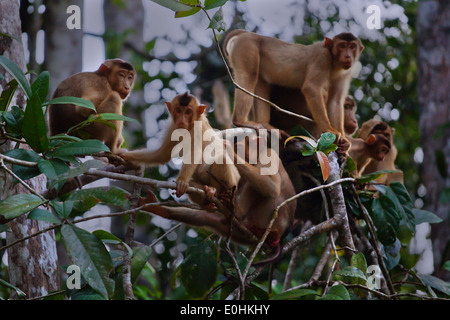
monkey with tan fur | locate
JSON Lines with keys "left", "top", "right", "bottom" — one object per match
{"left": 48, "top": 58, "right": 136, "bottom": 153}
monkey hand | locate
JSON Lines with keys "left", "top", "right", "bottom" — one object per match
{"left": 336, "top": 135, "right": 351, "bottom": 155}
{"left": 202, "top": 185, "right": 218, "bottom": 212}
{"left": 204, "top": 185, "right": 217, "bottom": 200}
{"left": 176, "top": 179, "right": 189, "bottom": 197}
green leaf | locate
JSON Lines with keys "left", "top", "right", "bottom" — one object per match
{"left": 53, "top": 139, "right": 110, "bottom": 157}
{"left": 443, "top": 261, "right": 450, "bottom": 272}
{"left": 0, "top": 194, "right": 45, "bottom": 220}
{"left": 48, "top": 133, "right": 82, "bottom": 142}
{"left": 31, "top": 71, "right": 49, "bottom": 104}
{"left": 43, "top": 96, "right": 96, "bottom": 112}
{"left": 51, "top": 200, "right": 75, "bottom": 219}
{"left": 180, "top": 241, "right": 219, "bottom": 298}
{"left": 417, "top": 273, "right": 450, "bottom": 296}
{"left": 66, "top": 186, "right": 131, "bottom": 210}
{"left": 149, "top": 0, "right": 192, "bottom": 12}
{"left": 0, "top": 78, "right": 19, "bottom": 111}
{"left": 356, "top": 172, "right": 384, "bottom": 184}
{"left": 131, "top": 245, "right": 153, "bottom": 284}
{"left": 0, "top": 55, "right": 32, "bottom": 98}
{"left": 23, "top": 93, "right": 49, "bottom": 153}
{"left": 71, "top": 287, "right": 107, "bottom": 300}
{"left": 345, "top": 156, "right": 357, "bottom": 174}
{"left": 270, "top": 288, "right": 318, "bottom": 300}
{"left": 318, "top": 293, "right": 344, "bottom": 300}
{"left": 47, "top": 159, "right": 106, "bottom": 190}
{"left": 370, "top": 198, "right": 397, "bottom": 245}
{"left": 3, "top": 148, "right": 41, "bottom": 183}
{"left": 175, "top": 6, "right": 201, "bottom": 18}
{"left": 317, "top": 132, "right": 336, "bottom": 152}
{"left": 28, "top": 208, "right": 61, "bottom": 224}
{"left": 382, "top": 238, "right": 401, "bottom": 270}
{"left": 385, "top": 182, "right": 415, "bottom": 231}
{"left": 333, "top": 266, "right": 367, "bottom": 284}
{"left": 93, "top": 230, "right": 132, "bottom": 257}
{"left": 207, "top": 7, "right": 226, "bottom": 32}
{"left": 61, "top": 224, "right": 115, "bottom": 299}
{"left": 96, "top": 113, "right": 140, "bottom": 125}
{"left": 412, "top": 208, "right": 443, "bottom": 225}
{"left": 351, "top": 252, "right": 368, "bottom": 274}
{"left": 204, "top": 0, "right": 228, "bottom": 10}
{"left": 327, "top": 285, "right": 350, "bottom": 300}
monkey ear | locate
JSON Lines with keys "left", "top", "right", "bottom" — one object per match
{"left": 165, "top": 101, "right": 172, "bottom": 111}
{"left": 367, "top": 134, "right": 376, "bottom": 145}
{"left": 96, "top": 63, "right": 109, "bottom": 75}
{"left": 324, "top": 37, "right": 333, "bottom": 48}
{"left": 198, "top": 104, "right": 207, "bottom": 115}
{"left": 359, "top": 43, "right": 365, "bottom": 53}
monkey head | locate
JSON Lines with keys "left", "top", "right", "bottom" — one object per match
{"left": 97, "top": 58, "right": 136, "bottom": 100}
{"left": 166, "top": 92, "right": 207, "bottom": 130}
{"left": 366, "top": 133, "right": 391, "bottom": 162}
{"left": 325, "top": 33, "right": 364, "bottom": 70}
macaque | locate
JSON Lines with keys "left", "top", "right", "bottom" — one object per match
{"left": 48, "top": 58, "right": 136, "bottom": 153}
{"left": 120, "top": 92, "right": 240, "bottom": 207}
{"left": 348, "top": 133, "right": 391, "bottom": 176}
{"left": 223, "top": 29, "right": 364, "bottom": 152}
{"left": 271, "top": 91, "right": 359, "bottom": 140}
{"left": 138, "top": 136, "right": 296, "bottom": 250}
{"left": 343, "top": 96, "right": 358, "bottom": 136}
{"left": 357, "top": 119, "right": 403, "bottom": 183}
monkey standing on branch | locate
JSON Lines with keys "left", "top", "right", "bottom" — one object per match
{"left": 48, "top": 58, "right": 136, "bottom": 153}
{"left": 223, "top": 29, "right": 364, "bottom": 153}
{"left": 119, "top": 92, "right": 240, "bottom": 209}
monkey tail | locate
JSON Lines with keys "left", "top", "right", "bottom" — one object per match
{"left": 252, "top": 243, "right": 282, "bottom": 267}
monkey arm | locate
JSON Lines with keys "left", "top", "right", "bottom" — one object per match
{"left": 120, "top": 138, "right": 177, "bottom": 166}
{"left": 176, "top": 163, "right": 200, "bottom": 197}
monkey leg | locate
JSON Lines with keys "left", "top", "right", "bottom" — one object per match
{"left": 231, "top": 43, "right": 267, "bottom": 132}
{"left": 93, "top": 91, "right": 124, "bottom": 153}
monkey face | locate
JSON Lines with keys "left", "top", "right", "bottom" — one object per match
{"left": 334, "top": 40, "right": 359, "bottom": 69}
{"left": 344, "top": 101, "right": 358, "bottom": 135}
{"left": 115, "top": 69, "right": 135, "bottom": 99}
{"left": 173, "top": 106, "right": 194, "bottom": 130}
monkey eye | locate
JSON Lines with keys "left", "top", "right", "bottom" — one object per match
{"left": 339, "top": 43, "right": 346, "bottom": 49}
{"left": 185, "top": 109, "right": 192, "bottom": 115}
{"left": 349, "top": 44, "right": 356, "bottom": 49}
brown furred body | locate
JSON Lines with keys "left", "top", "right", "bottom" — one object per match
{"left": 48, "top": 58, "right": 135, "bottom": 153}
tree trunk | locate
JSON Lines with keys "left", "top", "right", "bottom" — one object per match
{"left": 43, "top": 0, "right": 83, "bottom": 95}
{"left": 103, "top": 0, "right": 145, "bottom": 148}
{"left": 417, "top": 0, "right": 450, "bottom": 280}
{"left": 0, "top": 0, "right": 59, "bottom": 299}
